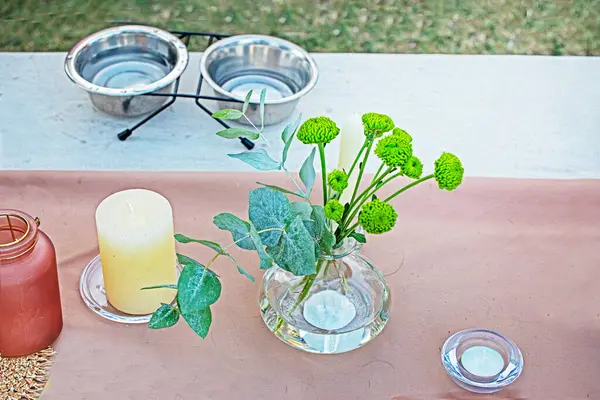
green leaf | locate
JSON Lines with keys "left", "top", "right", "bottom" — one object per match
{"left": 177, "top": 258, "right": 221, "bottom": 314}
{"left": 149, "top": 303, "right": 179, "bottom": 329}
{"left": 216, "top": 128, "right": 260, "bottom": 140}
{"left": 141, "top": 284, "right": 178, "bottom": 290}
{"left": 303, "top": 205, "right": 335, "bottom": 253}
{"left": 212, "top": 109, "right": 243, "bottom": 120}
{"left": 291, "top": 201, "right": 313, "bottom": 220}
{"left": 349, "top": 232, "right": 367, "bottom": 244}
{"left": 259, "top": 88, "right": 266, "bottom": 130}
{"left": 174, "top": 234, "right": 253, "bottom": 282}
{"left": 249, "top": 224, "right": 274, "bottom": 270}
{"left": 182, "top": 307, "right": 212, "bottom": 339}
{"left": 266, "top": 215, "right": 316, "bottom": 276}
{"left": 228, "top": 149, "right": 281, "bottom": 171}
{"left": 175, "top": 234, "right": 224, "bottom": 253}
{"left": 242, "top": 90, "right": 253, "bottom": 114}
{"left": 230, "top": 259, "right": 255, "bottom": 282}
{"left": 299, "top": 147, "right": 317, "bottom": 195}
{"left": 213, "top": 213, "right": 254, "bottom": 250}
{"left": 248, "top": 187, "right": 293, "bottom": 246}
{"left": 281, "top": 113, "right": 302, "bottom": 164}
{"left": 256, "top": 182, "right": 305, "bottom": 199}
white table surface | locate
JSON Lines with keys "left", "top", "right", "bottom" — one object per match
{"left": 1, "top": 53, "right": 599, "bottom": 178}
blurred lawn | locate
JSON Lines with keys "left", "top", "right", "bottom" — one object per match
{"left": 1, "top": 0, "right": 599, "bottom": 55}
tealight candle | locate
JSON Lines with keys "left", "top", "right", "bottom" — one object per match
{"left": 461, "top": 346, "right": 505, "bottom": 377}
{"left": 95, "top": 189, "right": 177, "bottom": 315}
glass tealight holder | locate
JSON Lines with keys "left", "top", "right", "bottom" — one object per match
{"left": 79, "top": 255, "right": 182, "bottom": 324}
{"left": 441, "top": 329, "right": 524, "bottom": 394}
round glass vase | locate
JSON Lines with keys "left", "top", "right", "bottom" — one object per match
{"left": 259, "top": 238, "right": 391, "bottom": 354}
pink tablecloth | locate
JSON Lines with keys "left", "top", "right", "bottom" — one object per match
{"left": 1, "top": 171, "right": 599, "bottom": 399}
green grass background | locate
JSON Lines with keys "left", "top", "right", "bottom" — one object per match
{"left": 1, "top": 0, "right": 599, "bottom": 55}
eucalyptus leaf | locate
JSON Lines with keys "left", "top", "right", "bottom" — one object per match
{"left": 299, "top": 147, "right": 317, "bottom": 195}
{"left": 259, "top": 88, "right": 266, "bottom": 130}
{"left": 281, "top": 113, "right": 303, "bottom": 164}
{"left": 248, "top": 224, "right": 273, "bottom": 270}
{"left": 291, "top": 201, "right": 313, "bottom": 221}
{"left": 257, "top": 182, "right": 305, "bottom": 199}
{"left": 177, "top": 259, "right": 221, "bottom": 314}
{"left": 212, "top": 109, "right": 243, "bottom": 120}
{"left": 213, "top": 213, "right": 254, "bottom": 250}
{"left": 182, "top": 307, "right": 212, "bottom": 339}
{"left": 228, "top": 149, "right": 281, "bottom": 171}
{"left": 175, "top": 234, "right": 224, "bottom": 254}
{"left": 266, "top": 215, "right": 316, "bottom": 276}
{"left": 149, "top": 303, "right": 179, "bottom": 329}
{"left": 350, "top": 232, "right": 367, "bottom": 244}
{"left": 242, "top": 90, "right": 253, "bottom": 114}
{"left": 303, "top": 205, "right": 335, "bottom": 253}
{"left": 141, "top": 284, "right": 178, "bottom": 290}
{"left": 216, "top": 128, "right": 259, "bottom": 140}
{"left": 248, "top": 188, "right": 293, "bottom": 246}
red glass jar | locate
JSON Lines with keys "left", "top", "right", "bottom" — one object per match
{"left": 0, "top": 210, "right": 63, "bottom": 357}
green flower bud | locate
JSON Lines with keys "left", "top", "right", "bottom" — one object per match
{"left": 358, "top": 199, "right": 398, "bottom": 234}
{"left": 362, "top": 113, "right": 394, "bottom": 138}
{"left": 374, "top": 134, "right": 413, "bottom": 168}
{"left": 297, "top": 117, "right": 340, "bottom": 144}
{"left": 392, "top": 127, "right": 412, "bottom": 143}
{"left": 402, "top": 156, "right": 423, "bottom": 179}
{"left": 327, "top": 169, "right": 349, "bottom": 193}
{"left": 434, "top": 152, "right": 464, "bottom": 191}
{"left": 324, "top": 200, "right": 344, "bottom": 222}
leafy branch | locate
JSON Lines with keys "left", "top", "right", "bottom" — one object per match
{"left": 148, "top": 99, "right": 465, "bottom": 340}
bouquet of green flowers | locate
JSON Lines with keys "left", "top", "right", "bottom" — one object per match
{"left": 146, "top": 90, "right": 464, "bottom": 338}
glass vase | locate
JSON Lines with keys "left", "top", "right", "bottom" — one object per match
{"left": 0, "top": 210, "right": 63, "bottom": 357}
{"left": 259, "top": 238, "right": 391, "bottom": 354}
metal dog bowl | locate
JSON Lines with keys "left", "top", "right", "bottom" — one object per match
{"left": 65, "top": 25, "right": 189, "bottom": 117}
{"left": 200, "top": 35, "right": 318, "bottom": 126}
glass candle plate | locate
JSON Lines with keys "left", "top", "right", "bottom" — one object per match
{"left": 441, "top": 329, "right": 524, "bottom": 394}
{"left": 79, "top": 255, "right": 181, "bottom": 324}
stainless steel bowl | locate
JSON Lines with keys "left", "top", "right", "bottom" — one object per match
{"left": 65, "top": 25, "right": 189, "bottom": 117}
{"left": 200, "top": 35, "right": 318, "bottom": 126}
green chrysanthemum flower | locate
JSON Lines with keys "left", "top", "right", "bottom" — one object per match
{"left": 374, "top": 134, "right": 413, "bottom": 168}
{"left": 296, "top": 117, "right": 340, "bottom": 144}
{"left": 362, "top": 113, "right": 394, "bottom": 138}
{"left": 392, "top": 127, "right": 412, "bottom": 143}
{"left": 434, "top": 152, "right": 464, "bottom": 191}
{"left": 324, "top": 200, "right": 344, "bottom": 222}
{"left": 327, "top": 169, "right": 349, "bottom": 193}
{"left": 402, "top": 156, "right": 423, "bottom": 179}
{"left": 358, "top": 199, "right": 398, "bottom": 234}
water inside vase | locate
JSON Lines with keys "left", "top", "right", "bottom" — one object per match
{"left": 259, "top": 248, "right": 391, "bottom": 354}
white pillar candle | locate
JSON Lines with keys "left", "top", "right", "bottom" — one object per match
{"left": 338, "top": 113, "right": 364, "bottom": 207}
{"left": 96, "top": 189, "right": 177, "bottom": 315}
{"left": 461, "top": 346, "right": 505, "bottom": 377}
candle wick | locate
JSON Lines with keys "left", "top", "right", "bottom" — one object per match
{"left": 126, "top": 200, "right": 135, "bottom": 216}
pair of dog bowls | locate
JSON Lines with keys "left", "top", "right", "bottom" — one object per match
{"left": 64, "top": 25, "right": 318, "bottom": 125}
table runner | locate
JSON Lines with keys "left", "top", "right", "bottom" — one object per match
{"left": 1, "top": 171, "right": 599, "bottom": 399}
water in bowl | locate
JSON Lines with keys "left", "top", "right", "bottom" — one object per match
{"left": 220, "top": 70, "right": 297, "bottom": 101}
{"left": 86, "top": 51, "right": 171, "bottom": 90}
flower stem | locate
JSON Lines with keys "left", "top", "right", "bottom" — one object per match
{"left": 349, "top": 139, "right": 374, "bottom": 205}
{"left": 337, "top": 167, "right": 392, "bottom": 234}
{"left": 318, "top": 143, "right": 328, "bottom": 205}
{"left": 288, "top": 259, "right": 326, "bottom": 315}
{"left": 383, "top": 174, "right": 434, "bottom": 202}
{"left": 346, "top": 139, "right": 369, "bottom": 178}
